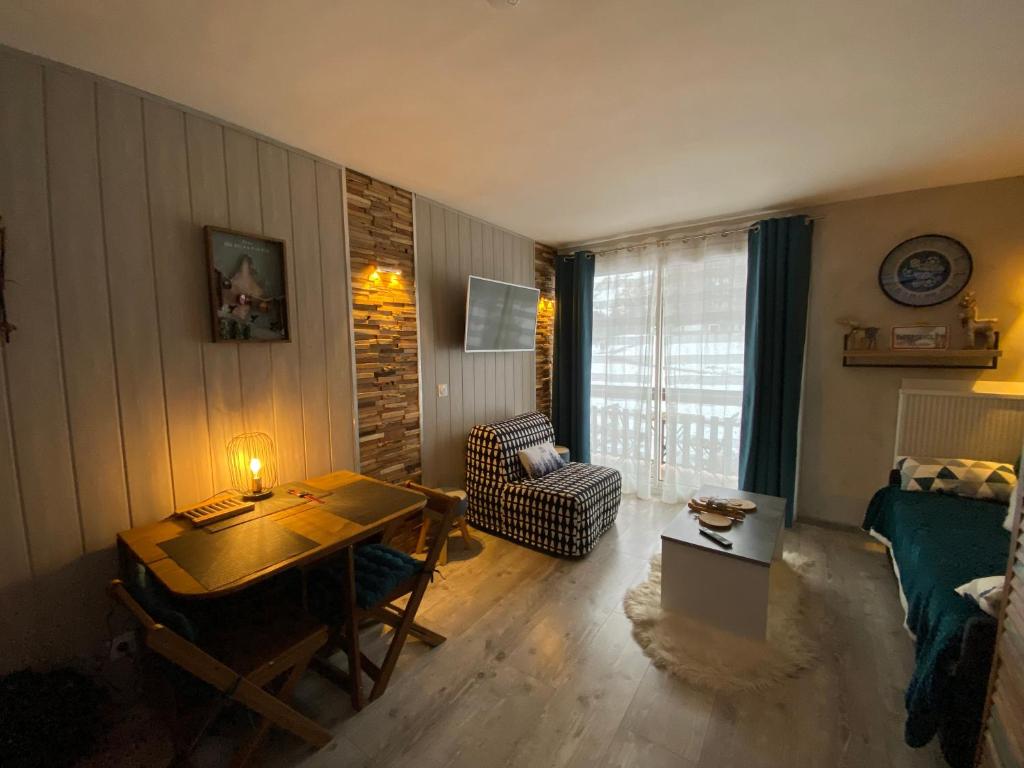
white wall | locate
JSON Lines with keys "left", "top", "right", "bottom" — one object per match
{"left": 0, "top": 48, "right": 357, "bottom": 670}
{"left": 415, "top": 197, "right": 536, "bottom": 488}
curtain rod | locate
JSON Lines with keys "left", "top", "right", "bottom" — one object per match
{"left": 565, "top": 215, "right": 821, "bottom": 258}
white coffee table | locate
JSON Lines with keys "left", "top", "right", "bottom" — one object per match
{"left": 660, "top": 486, "right": 786, "bottom": 640}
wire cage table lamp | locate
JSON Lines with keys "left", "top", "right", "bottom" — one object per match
{"left": 227, "top": 432, "right": 278, "bottom": 500}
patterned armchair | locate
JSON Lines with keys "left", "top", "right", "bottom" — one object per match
{"left": 465, "top": 412, "right": 621, "bottom": 557}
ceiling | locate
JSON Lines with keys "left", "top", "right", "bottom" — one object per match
{"left": 2, "top": 1, "right": 1022, "bottom": 246}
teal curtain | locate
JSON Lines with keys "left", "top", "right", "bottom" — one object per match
{"left": 738, "top": 216, "right": 813, "bottom": 525}
{"left": 552, "top": 251, "right": 595, "bottom": 463}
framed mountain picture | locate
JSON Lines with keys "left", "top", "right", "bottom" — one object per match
{"left": 205, "top": 226, "right": 290, "bottom": 342}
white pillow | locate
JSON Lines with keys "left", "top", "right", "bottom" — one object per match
{"left": 955, "top": 575, "right": 1006, "bottom": 618}
{"left": 518, "top": 442, "right": 564, "bottom": 480}
{"left": 1005, "top": 477, "right": 1021, "bottom": 532}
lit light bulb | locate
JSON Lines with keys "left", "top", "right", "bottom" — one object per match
{"left": 249, "top": 456, "right": 263, "bottom": 494}
{"left": 369, "top": 268, "right": 381, "bottom": 282}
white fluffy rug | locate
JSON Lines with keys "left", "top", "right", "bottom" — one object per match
{"left": 623, "top": 552, "right": 818, "bottom": 693}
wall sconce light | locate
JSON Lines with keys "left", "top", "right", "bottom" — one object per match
{"left": 227, "top": 432, "right": 278, "bottom": 500}
{"left": 370, "top": 266, "right": 401, "bottom": 286}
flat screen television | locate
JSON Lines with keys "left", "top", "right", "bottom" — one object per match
{"left": 464, "top": 275, "right": 540, "bottom": 353}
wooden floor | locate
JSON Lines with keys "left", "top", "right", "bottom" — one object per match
{"left": 230, "top": 496, "right": 944, "bottom": 768}
{"left": 108, "top": 495, "right": 947, "bottom": 768}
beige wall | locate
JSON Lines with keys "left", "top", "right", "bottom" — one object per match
{"left": 798, "top": 176, "right": 1024, "bottom": 527}
{"left": 415, "top": 197, "right": 537, "bottom": 488}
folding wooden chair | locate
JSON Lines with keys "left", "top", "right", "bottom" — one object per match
{"left": 310, "top": 482, "right": 457, "bottom": 710}
{"left": 415, "top": 488, "right": 475, "bottom": 566}
{"left": 109, "top": 575, "right": 332, "bottom": 767}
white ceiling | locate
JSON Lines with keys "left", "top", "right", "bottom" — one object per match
{"left": 2, "top": 1, "right": 1023, "bottom": 246}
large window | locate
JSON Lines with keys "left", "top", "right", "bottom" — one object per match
{"left": 590, "top": 233, "right": 747, "bottom": 501}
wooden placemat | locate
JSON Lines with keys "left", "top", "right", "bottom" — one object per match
{"left": 158, "top": 518, "right": 317, "bottom": 591}
{"left": 319, "top": 479, "right": 425, "bottom": 525}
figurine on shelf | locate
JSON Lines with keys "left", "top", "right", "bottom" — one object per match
{"left": 958, "top": 291, "right": 998, "bottom": 349}
{"left": 838, "top": 318, "right": 880, "bottom": 350}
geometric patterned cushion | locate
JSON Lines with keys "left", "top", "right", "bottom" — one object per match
{"left": 896, "top": 456, "right": 1017, "bottom": 504}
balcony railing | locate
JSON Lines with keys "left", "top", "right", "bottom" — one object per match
{"left": 590, "top": 389, "right": 741, "bottom": 488}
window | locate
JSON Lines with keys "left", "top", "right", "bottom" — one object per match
{"left": 590, "top": 233, "right": 747, "bottom": 501}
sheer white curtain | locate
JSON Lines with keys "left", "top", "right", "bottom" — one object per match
{"left": 589, "top": 232, "right": 747, "bottom": 502}
{"left": 590, "top": 250, "right": 660, "bottom": 499}
{"left": 659, "top": 234, "right": 747, "bottom": 502}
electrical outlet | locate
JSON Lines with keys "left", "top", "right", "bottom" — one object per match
{"left": 437, "top": 383, "right": 449, "bottom": 398}
{"left": 109, "top": 630, "right": 137, "bottom": 662}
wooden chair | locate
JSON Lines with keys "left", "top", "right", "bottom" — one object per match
{"left": 415, "top": 488, "right": 475, "bottom": 566}
{"left": 310, "top": 482, "right": 458, "bottom": 710}
{"left": 109, "top": 576, "right": 332, "bottom": 767}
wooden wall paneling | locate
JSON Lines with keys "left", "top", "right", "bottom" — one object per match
{"left": 185, "top": 116, "right": 243, "bottom": 493}
{"left": 44, "top": 68, "right": 130, "bottom": 552}
{"left": 316, "top": 163, "right": 356, "bottom": 471}
{"left": 0, "top": 52, "right": 66, "bottom": 579}
{"left": 430, "top": 203, "right": 451, "bottom": 482}
{"left": 444, "top": 208, "right": 464, "bottom": 479}
{"left": 483, "top": 224, "right": 497, "bottom": 424}
{"left": 500, "top": 230, "right": 513, "bottom": 418}
{"left": 470, "top": 220, "right": 486, "bottom": 431}
{"left": 415, "top": 197, "right": 437, "bottom": 485}
{"left": 257, "top": 142, "right": 306, "bottom": 484}
{"left": 95, "top": 83, "right": 174, "bottom": 525}
{"left": 458, "top": 214, "right": 474, "bottom": 458}
{"left": 143, "top": 101, "right": 214, "bottom": 508}
{"left": 0, "top": 55, "right": 41, "bottom": 589}
{"left": 222, "top": 128, "right": 276, "bottom": 442}
{"left": 287, "top": 154, "right": 331, "bottom": 478}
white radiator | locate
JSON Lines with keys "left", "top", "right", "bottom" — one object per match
{"left": 895, "top": 379, "right": 1024, "bottom": 464}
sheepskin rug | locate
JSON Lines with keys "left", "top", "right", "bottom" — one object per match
{"left": 623, "top": 551, "right": 817, "bottom": 693}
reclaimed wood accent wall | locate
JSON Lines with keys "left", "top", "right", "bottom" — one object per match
{"left": 415, "top": 197, "right": 536, "bottom": 488}
{"left": 534, "top": 243, "right": 556, "bottom": 419}
{"left": 346, "top": 170, "right": 422, "bottom": 482}
{"left": 0, "top": 47, "right": 357, "bottom": 671}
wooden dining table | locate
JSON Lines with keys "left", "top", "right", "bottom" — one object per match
{"left": 118, "top": 470, "right": 427, "bottom": 599}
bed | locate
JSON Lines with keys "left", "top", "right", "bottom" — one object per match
{"left": 863, "top": 380, "right": 1024, "bottom": 768}
{"left": 863, "top": 485, "right": 1008, "bottom": 768}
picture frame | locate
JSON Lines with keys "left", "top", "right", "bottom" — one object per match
{"left": 891, "top": 324, "right": 948, "bottom": 350}
{"left": 205, "top": 226, "right": 290, "bottom": 343}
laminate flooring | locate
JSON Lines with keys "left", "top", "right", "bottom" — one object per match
{"left": 254, "top": 496, "right": 947, "bottom": 768}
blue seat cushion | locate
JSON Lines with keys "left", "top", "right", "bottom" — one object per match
{"left": 353, "top": 544, "right": 423, "bottom": 609}
{"left": 310, "top": 544, "right": 424, "bottom": 619}
{"left": 123, "top": 562, "right": 200, "bottom": 643}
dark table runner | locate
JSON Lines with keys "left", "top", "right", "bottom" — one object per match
{"left": 318, "top": 479, "right": 424, "bottom": 525}
{"left": 158, "top": 518, "right": 317, "bottom": 591}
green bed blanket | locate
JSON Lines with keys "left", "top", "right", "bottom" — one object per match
{"left": 863, "top": 486, "right": 1008, "bottom": 756}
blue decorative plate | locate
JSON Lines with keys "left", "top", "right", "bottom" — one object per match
{"left": 878, "top": 234, "right": 972, "bottom": 307}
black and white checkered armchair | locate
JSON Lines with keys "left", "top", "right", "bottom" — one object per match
{"left": 465, "top": 412, "right": 621, "bottom": 557}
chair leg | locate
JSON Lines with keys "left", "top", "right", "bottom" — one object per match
{"left": 415, "top": 517, "right": 430, "bottom": 555}
{"left": 369, "top": 577, "right": 431, "bottom": 702}
{"left": 341, "top": 548, "right": 365, "bottom": 711}
{"left": 458, "top": 518, "right": 475, "bottom": 547}
{"left": 231, "top": 657, "right": 313, "bottom": 768}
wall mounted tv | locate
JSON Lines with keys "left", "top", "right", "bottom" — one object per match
{"left": 464, "top": 275, "right": 540, "bottom": 353}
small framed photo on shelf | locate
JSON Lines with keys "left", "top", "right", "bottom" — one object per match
{"left": 891, "top": 324, "right": 948, "bottom": 350}
{"left": 205, "top": 226, "right": 290, "bottom": 342}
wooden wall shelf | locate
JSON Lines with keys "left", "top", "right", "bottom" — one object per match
{"left": 843, "top": 333, "right": 1001, "bottom": 369}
